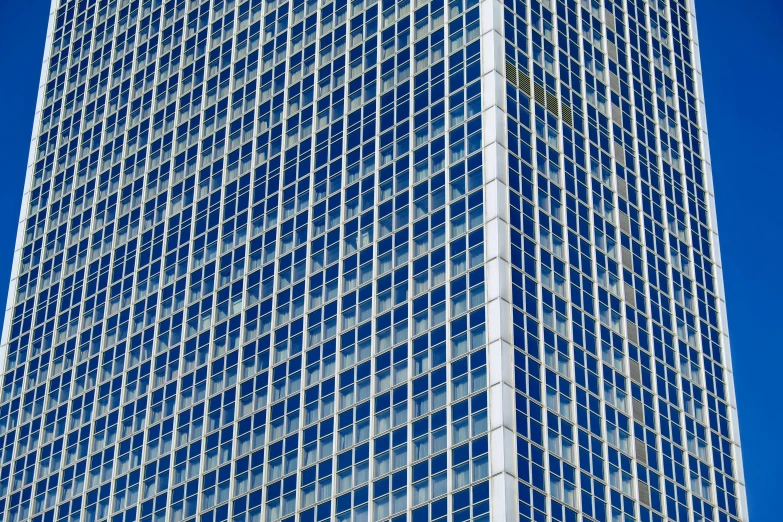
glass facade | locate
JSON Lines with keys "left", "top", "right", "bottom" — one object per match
{"left": 0, "top": 1, "right": 746, "bottom": 522}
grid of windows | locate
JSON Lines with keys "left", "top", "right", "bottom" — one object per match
{"left": 504, "top": 1, "right": 745, "bottom": 522}
{"left": 0, "top": 0, "right": 500, "bottom": 521}
{"left": 0, "top": 1, "right": 746, "bottom": 522}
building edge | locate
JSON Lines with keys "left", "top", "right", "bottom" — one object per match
{"left": 0, "top": 0, "right": 61, "bottom": 374}
{"left": 480, "top": 0, "right": 518, "bottom": 519}
{"left": 688, "top": 0, "right": 748, "bottom": 520}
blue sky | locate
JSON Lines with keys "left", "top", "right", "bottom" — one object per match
{"left": 0, "top": 0, "right": 779, "bottom": 520}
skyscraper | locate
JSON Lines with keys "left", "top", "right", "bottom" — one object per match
{"left": 0, "top": 0, "right": 747, "bottom": 521}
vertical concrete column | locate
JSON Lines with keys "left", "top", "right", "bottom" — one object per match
{"left": 480, "top": 0, "right": 517, "bottom": 518}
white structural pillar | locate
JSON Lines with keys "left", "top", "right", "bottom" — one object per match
{"left": 481, "top": 0, "right": 518, "bottom": 519}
